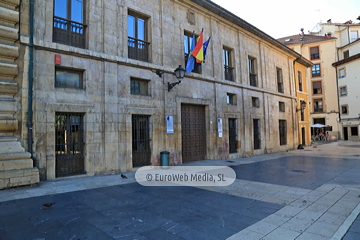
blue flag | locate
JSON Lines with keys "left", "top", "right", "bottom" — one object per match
{"left": 203, "top": 37, "right": 211, "bottom": 63}
{"left": 185, "top": 32, "right": 196, "bottom": 74}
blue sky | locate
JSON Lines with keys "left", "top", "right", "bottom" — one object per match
{"left": 211, "top": 0, "right": 360, "bottom": 39}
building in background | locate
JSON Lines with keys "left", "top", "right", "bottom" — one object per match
{"left": 1, "top": 0, "right": 311, "bottom": 187}
{"left": 332, "top": 39, "right": 360, "bottom": 141}
{"left": 294, "top": 58, "right": 313, "bottom": 146}
{"left": 277, "top": 32, "right": 339, "bottom": 139}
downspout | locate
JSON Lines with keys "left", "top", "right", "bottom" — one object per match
{"left": 27, "top": 0, "right": 37, "bottom": 167}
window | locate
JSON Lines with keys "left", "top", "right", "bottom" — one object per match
{"left": 223, "top": 48, "right": 234, "bottom": 81}
{"left": 312, "top": 64, "right": 321, "bottom": 77}
{"left": 130, "top": 78, "right": 149, "bottom": 95}
{"left": 55, "top": 68, "right": 83, "bottom": 88}
{"left": 226, "top": 93, "right": 236, "bottom": 105}
{"left": 279, "top": 102, "right": 285, "bottom": 112}
{"left": 350, "top": 31, "right": 358, "bottom": 42}
{"left": 310, "top": 46, "right": 320, "bottom": 60}
{"left": 53, "top": 0, "right": 86, "bottom": 48}
{"left": 184, "top": 32, "right": 201, "bottom": 74}
{"left": 312, "top": 81, "right": 322, "bottom": 94}
{"left": 248, "top": 57, "right": 257, "bottom": 87}
{"left": 343, "top": 50, "right": 349, "bottom": 59}
{"left": 253, "top": 119, "right": 260, "bottom": 149}
{"left": 339, "top": 68, "right": 346, "bottom": 78}
{"left": 298, "top": 71, "right": 303, "bottom": 91}
{"left": 340, "top": 86, "right": 347, "bottom": 96}
{"left": 279, "top": 120, "right": 287, "bottom": 145}
{"left": 252, "top": 97, "right": 260, "bottom": 108}
{"left": 314, "top": 99, "right": 323, "bottom": 112}
{"left": 128, "top": 11, "right": 149, "bottom": 62}
{"left": 277, "top": 68, "right": 284, "bottom": 93}
{"left": 351, "top": 127, "right": 359, "bottom": 136}
{"left": 341, "top": 105, "right": 348, "bottom": 114}
{"left": 300, "top": 107, "right": 305, "bottom": 121}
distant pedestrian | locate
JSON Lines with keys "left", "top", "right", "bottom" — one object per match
{"left": 326, "top": 132, "right": 330, "bottom": 141}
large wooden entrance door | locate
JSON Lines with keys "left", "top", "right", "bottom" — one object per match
{"left": 181, "top": 105, "right": 206, "bottom": 162}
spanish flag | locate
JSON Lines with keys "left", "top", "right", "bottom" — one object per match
{"left": 191, "top": 29, "right": 204, "bottom": 63}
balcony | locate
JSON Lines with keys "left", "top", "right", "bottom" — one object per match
{"left": 224, "top": 65, "right": 234, "bottom": 81}
{"left": 314, "top": 107, "right": 323, "bottom": 113}
{"left": 53, "top": 17, "right": 86, "bottom": 49}
{"left": 250, "top": 73, "right": 257, "bottom": 87}
{"left": 128, "top": 37, "right": 150, "bottom": 62}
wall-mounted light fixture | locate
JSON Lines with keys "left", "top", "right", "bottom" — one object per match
{"left": 296, "top": 101, "right": 307, "bottom": 112}
{"left": 155, "top": 65, "right": 185, "bottom": 92}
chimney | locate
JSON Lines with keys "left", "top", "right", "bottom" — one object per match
{"left": 327, "top": 32, "right": 332, "bottom": 37}
{"left": 300, "top": 28, "right": 304, "bottom": 36}
{"left": 327, "top": 19, "right": 332, "bottom": 24}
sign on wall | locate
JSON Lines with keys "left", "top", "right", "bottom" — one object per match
{"left": 166, "top": 116, "right": 174, "bottom": 134}
{"left": 218, "top": 118, "right": 223, "bottom": 137}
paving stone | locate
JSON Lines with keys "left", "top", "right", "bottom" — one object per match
{"left": 281, "top": 218, "right": 313, "bottom": 233}
{"left": 176, "top": 227, "right": 221, "bottom": 240}
{"left": 227, "top": 229, "right": 264, "bottom": 240}
{"left": 348, "top": 220, "right": 360, "bottom": 233}
{"left": 294, "top": 210, "right": 323, "bottom": 222}
{"left": 261, "top": 227, "right": 300, "bottom": 240}
{"left": 140, "top": 228, "right": 184, "bottom": 240}
{"left": 295, "top": 232, "right": 329, "bottom": 240}
{"left": 306, "top": 221, "right": 339, "bottom": 238}
{"left": 246, "top": 221, "right": 278, "bottom": 235}
{"left": 198, "top": 223, "right": 237, "bottom": 239}
{"left": 317, "top": 211, "right": 348, "bottom": 225}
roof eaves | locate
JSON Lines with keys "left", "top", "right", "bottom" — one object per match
{"left": 332, "top": 53, "right": 360, "bottom": 67}
{"left": 190, "top": 0, "right": 302, "bottom": 59}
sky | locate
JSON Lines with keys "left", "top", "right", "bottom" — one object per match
{"left": 211, "top": 0, "right": 360, "bottom": 39}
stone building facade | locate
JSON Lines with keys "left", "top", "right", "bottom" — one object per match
{"left": 0, "top": 0, "right": 39, "bottom": 189}
{"left": 10, "top": 0, "right": 309, "bottom": 181}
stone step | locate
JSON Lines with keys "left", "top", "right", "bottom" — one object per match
{"left": 0, "top": 167, "right": 39, "bottom": 189}
{"left": 0, "top": 43, "right": 18, "bottom": 58}
{"left": 0, "top": 136, "right": 17, "bottom": 142}
{"left": 0, "top": 151, "right": 31, "bottom": 160}
{"left": 0, "top": 141, "right": 25, "bottom": 153}
{"left": 0, "top": 24, "right": 18, "bottom": 41}
{"left": 0, "top": 61, "right": 18, "bottom": 76}
{"left": 0, "top": 6, "right": 19, "bottom": 24}
{"left": 0, "top": 158, "right": 33, "bottom": 171}
{"left": 0, "top": 79, "right": 18, "bottom": 94}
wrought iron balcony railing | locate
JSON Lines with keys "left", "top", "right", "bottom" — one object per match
{"left": 224, "top": 65, "right": 234, "bottom": 81}
{"left": 128, "top": 37, "right": 150, "bottom": 62}
{"left": 53, "top": 17, "right": 86, "bottom": 49}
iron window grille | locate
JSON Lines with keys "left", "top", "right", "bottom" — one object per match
{"left": 228, "top": 118, "right": 237, "bottom": 153}
{"left": 253, "top": 119, "right": 261, "bottom": 150}
{"left": 132, "top": 115, "right": 151, "bottom": 167}
{"left": 55, "top": 112, "right": 85, "bottom": 177}
{"left": 351, "top": 127, "right": 358, "bottom": 136}
{"left": 279, "top": 120, "right": 287, "bottom": 145}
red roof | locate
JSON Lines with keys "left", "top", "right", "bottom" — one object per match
{"left": 277, "top": 34, "right": 337, "bottom": 46}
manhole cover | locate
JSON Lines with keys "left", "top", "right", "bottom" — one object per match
{"left": 291, "top": 169, "right": 308, "bottom": 173}
{"left": 226, "top": 160, "right": 235, "bottom": 163}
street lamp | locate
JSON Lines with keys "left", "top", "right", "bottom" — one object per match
{"left": 296, "top": 101, "right": 307, "bottom": 112}
{"left": 168, "top": 65, "right": 185, "bottom": 92}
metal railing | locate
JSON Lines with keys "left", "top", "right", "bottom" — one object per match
{"left": 314, "top": 107, "right": 323, "bottom": 112}
{"left": 128, "top": 37, "right": 150, "bottom": 62}
{"left": 224, "top": 65, "right": 234, "bottom": 81}
{"left": 53, "top": 17, "right": 86, "bottom": 48}
{"left": 250, "top": 73, "right": 257, "bottom": 87}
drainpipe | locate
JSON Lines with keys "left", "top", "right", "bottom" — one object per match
{"left": 27, "top": 0, "right": 38, "bottom": 167}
